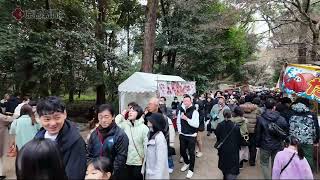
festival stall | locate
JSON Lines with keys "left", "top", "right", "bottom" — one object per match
{"left": 118, "top": 72, "right": 196, "bottom": 112}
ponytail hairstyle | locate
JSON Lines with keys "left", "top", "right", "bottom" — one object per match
{"left": 285, "top": 135, "right": 304, "bottom": 160}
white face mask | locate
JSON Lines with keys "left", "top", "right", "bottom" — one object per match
{"left": 149, "top": 127, "right": 154, "bottom": 132}
{"left": 174, "top": 100, "right": 178, "bottom": 102}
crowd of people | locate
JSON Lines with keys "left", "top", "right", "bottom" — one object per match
{"left": 0, "top": 90, "right": 319, "bottom": 180}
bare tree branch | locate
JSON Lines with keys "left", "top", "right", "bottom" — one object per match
{"left": 311, "top": 0, "right": 320, "bottom": 6}
{"left": 256, "top": 21, "right": 297, "bottom": 35}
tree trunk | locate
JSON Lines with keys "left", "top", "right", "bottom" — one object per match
{"left": 95, "top": 0, "right": 107, "bottom": 105}
{"left": 311, "top": 32, "right": 320, "bottom": 61}
{"left": 127, "top": 11, "right": 130, "bottom": 59}
{"left": 141, "top": 0, "right": 159, "bottom": 73}
{"left": 298, "top": 24, "right": 308, "bottom": 64}
{"left": 298, "top": 0, "right": 309, "bottom": 64}
{"left": 50, "top": 75, "right": 62, "bottom": 96}
{"left": 157, "top": 49, "right": 163, "bottom": 65}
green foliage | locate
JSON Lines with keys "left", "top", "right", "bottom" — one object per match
{"left": 0, "top": 0, "right": 258, "bottom": 101}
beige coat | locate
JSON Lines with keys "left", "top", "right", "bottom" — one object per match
{"left": 0, "top": 114, "right": 13, "bottom": 157}
{"left": 240, "top": 103, "right": 261, "bottom": 134}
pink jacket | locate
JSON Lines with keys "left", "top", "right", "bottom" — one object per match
{"left": 272, "top": 148, "right": 313, "bottom": 179}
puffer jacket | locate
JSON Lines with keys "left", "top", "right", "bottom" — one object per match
{"left": 255, "top": 110, "right": 289, "bottom": 152}
{"left": 240, "top": 102, "right": 261, "bottom": 133}
{"left": 289, "top": 103, "right": 319, "bottom": 144}
{"left": 115, "top": 114, "right": 149, "bottom": 166}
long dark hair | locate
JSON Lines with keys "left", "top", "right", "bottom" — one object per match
{"left": 16, "top": 138, "right": 67, "bottom": 180}
{"left": 20, "top": 104, "right": 36, "bottom": 125}
{"left": 285, "top": 135, "right": 305, "bottom": 160}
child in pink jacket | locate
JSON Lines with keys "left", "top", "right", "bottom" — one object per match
{"left": 272, "top": 136, "right": 313, "bottom": 179}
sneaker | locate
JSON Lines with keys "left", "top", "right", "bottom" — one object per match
{"left": 169, "top": 168, "right": 174, "bottom": 174}
{"left": 196, "top": 152, "right": 203, "bottom": 158}
{"left": 186, "top": 170, "right": 194, "bottom": 179}
{"left": 180, "top": 163, "right": 190, "bottom": 172}
{"left": 179, "top": 156, "right": 184, "bottom": 163}
{"left": 0, "top": 176, "right": 6, "bottom": 180}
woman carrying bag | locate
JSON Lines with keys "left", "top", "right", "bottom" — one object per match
{"left": 272, "top": 136, "right": 313, "bottom": 179}
{"left": 231, "top": 106, "right": 250, "bottom": 169}
{"left": 215, "top": 109, "right": 241, "bottom": 180}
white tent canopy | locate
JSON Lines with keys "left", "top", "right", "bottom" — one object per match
{"left": 118, "top": 72, "right": 186, "bottom": 111}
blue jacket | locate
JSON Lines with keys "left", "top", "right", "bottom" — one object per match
{"left": 35, "top": 120, "right": 87, "bottom": 180}
{"left": 87, "top": 124, "right": 129, "bottom": 177}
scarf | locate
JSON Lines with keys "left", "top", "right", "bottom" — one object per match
{"left": 98, "top": 121, "right": 116, "bottom": 140}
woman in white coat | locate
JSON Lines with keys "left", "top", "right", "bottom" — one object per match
{"left": 142, "top": 113, "right": 169, "bottom": 179}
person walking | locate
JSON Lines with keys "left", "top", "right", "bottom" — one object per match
{"left": 288, "top": 97, "right": 319, "bottom": 171}
{"left": 231, "top": 106, "right": 249, "bottom": 169}
{"left": 177, "top": 95, "right": 199, "bottom": 179}
{"left": 205, "top": 97, "right": 214, "bottom": 136}
{"left": 256, "top": 98, "right": 289, "bottom": 179}
{"left": 215, "top": 109, "right": 241, "bottom": 180}
{"left": 239, "top": 93, "right": 261, "bottom": 166}
{"left": 9, "top": 104, "right": 41, "bottom": 150}
{"left": 272, "top": 136, "right": 313, "bottom": 179}
{"left": 0, "top": 113, "right": 13, "bottom": 179}
{"left": 142, "top": 113, "right": 169, "bottom": 179}
{"left": 210, "top": 97, "right": 230, "bottom": 134}
{"left": 115, "top": 104, "right": 149, "bottom": 180}
{"left": 193, "top": 93, "right": 205, "bottom": 158}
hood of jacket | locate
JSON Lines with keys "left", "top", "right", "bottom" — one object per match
{"left": 291, "top": 103, "right": 310, "bottom": 113}
{"left": 261, "top": 110, "right": 281, "bottom": 123}
{"left": 231, "top": 116, "right": 246, "bottom": 125}
{"left": 128, "top": 116, "right": 145, "bottom": 127}
{"left": 240, "top": 102, "right": 257, "bottom": 113}
{"left": 35, "top": 120, "right": 82, "bottom": 153}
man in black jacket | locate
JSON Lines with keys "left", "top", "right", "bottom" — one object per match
{"left": 177, "top": 95, "right": 199, "bottom": 179}
{"left": 255, "top": 98, "right": 288, "bottom": 180}
{"left": 34, "top": 96, "right": 87, "bottom": 180}
{"left": 87, "top": 104, "right": 129, "bottom": 180}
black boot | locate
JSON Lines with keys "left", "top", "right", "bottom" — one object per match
{"left": 239, "top": 160, "right": 244, "bottom": 169}
{"left": 0, "top": 176, "right": 6, "bottom": 180}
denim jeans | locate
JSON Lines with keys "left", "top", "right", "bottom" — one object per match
{"left": 168, "top": 156, "right": 174, "bottom": 169}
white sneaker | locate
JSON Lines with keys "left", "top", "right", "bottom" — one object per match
{"left": 179, "top": 156, "right": 184, "bottom": 163}
{"left": 196, "top": 152, "right": 203, "bottom": 158}
{"left": 169, "top": 168, "right": 174, "bottom": 174}
{"left": 186, "top": 170, "right": 194, "bottom": 179}
{"left": 180, "top": 163, "right": 190, "bottom": 172}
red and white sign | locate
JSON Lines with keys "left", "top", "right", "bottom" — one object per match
{"left": 157, "top": 81, "right": 196, "bottom": 97}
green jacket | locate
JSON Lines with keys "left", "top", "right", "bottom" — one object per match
{"left": 115, "top": 114, "right": 149, "bottom": 166}
{"left": 231, "top": 116, "right": 248, "bottom": 136}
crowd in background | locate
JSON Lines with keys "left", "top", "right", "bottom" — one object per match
{"left": 0, "top": 89, "right": 318, "bottom": 180}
